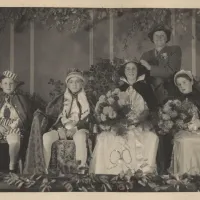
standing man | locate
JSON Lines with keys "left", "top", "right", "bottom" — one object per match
{"left": 140, "top": 25, "right": 182, "bottom": 105}
{"left": 140, "top": 25, "right": 182, "bottom": 174}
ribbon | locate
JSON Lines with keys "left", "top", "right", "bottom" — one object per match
{"left": 107, "top": 141, "right": 132, "bottom": 171}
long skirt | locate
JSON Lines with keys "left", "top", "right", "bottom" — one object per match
{"left": 170, "top": 130, "right": 200, "bottom": 175}
{"left": 90, "top": 125, "right": 159, "bottom": 175}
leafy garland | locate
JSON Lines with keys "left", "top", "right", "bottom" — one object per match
{"left": 1, "top": 8, "right": 200, "bottom": 47}
{"left": 2, "top": 170, "right": 200, "bottom": 192}
{"left": 0, "top": 8, "right": 120, "bottom": 33}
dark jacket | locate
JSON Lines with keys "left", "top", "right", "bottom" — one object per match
{"left": 140, "top": 45, "right": 182, "bottom": 104}
{"left": 141, "top": 45, "right": 182, "bottom": 79}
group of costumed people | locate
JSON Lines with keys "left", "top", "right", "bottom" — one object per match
{"left": 1, "top": 24, "right": 200, "bottom": 176}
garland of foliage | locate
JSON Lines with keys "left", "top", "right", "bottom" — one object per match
{"left": 1, "top": 8, "right": 200, "bottom": 47}
{"left": 2, "top": 169, "right": 200, "bottom": 192}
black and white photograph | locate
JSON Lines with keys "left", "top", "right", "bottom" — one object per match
{"left": 0, "top": 6, "right": 200, "bottom": 193}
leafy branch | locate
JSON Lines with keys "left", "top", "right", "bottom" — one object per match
{"left": 4, "top": 170, "right": 200, "bottom": 192}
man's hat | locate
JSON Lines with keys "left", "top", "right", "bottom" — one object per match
{"left": 148, "top": 24, "right": 172, "bottom": 43}
{"left": 1, "top": 70, "right": 18, "bottom": 81}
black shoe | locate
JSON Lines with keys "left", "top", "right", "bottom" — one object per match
{"left": 9, "top": 166, "right": 18, "bottom": 174}
{"left": 9, "top": 169, "right": 16, "bottom": 174}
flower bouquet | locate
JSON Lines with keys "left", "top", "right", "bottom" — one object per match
{"left": 157, "top": 99, "right": 196, "bottom": 135}
{"left": 95, "top": 88, "right": 133, "bottom": 136}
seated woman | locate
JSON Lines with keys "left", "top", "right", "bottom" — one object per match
{"left": 42, "top": 70, "right": 90, "bottom": 174}
{"left": 170, "top": 70, "right": 200, "bottom": 175}
{"left": 0, "top": 70, "right": 31, "bottom": 173}
{"left": 89, "top": 61, "right": 159, "bottom": 175}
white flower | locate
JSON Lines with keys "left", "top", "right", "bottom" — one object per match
{"left": 188, "top": 123, "right": 198, "bottom": 131}
{"left": 180, "top": 113, "right": 187, "bottom": 120}
{"left": 176, "top": 119, "right": 184, "bottom": 128}
{"left": 174, "top": 99, "right": 182, "bottom": 107}
{"left": 107, "top": 106, "right": 114, "bottom": 115}
{"left": 107, "top": 97, "right": 115, "bottom": 105}
{"left": 163, "top": 103, "right": 171, "bottom": 113}
{"left": 106, "top": 91, "right": 112, "bottom": 98}
{"left": 169, "top": 111, "right": 178, "bottom": 118}
{"left": 103, "top": 106, "right": 110, "bottom": 115}
{"left": 100, "top": 114, "right": 107, "bottom": 122}
{"left": 165, "top": 120, "right": 174, "bottom": 129}
{"left": 161, "top": 53, "right": 168, "bottom": 59}
{"left": 112, "top": 88, "right": 120, "bottom": 95}
{"left": 162, "top": 114, "right": 171, "bottom": 121}
{"left": 99, "top": 95, "right": 106, "bottom": 103}
{"left": 108, "top": 111, "right": 117, "bottom": 119}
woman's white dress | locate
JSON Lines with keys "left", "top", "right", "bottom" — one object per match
{"left": 89, "top": 84, "right": 159, "bottom": 175}
{"left": 170, "top": 103, "right": 200, "bottom": 175}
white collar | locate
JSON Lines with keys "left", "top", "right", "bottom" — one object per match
{"left": 120, "top": 74, "right": 145, "bottom": 85}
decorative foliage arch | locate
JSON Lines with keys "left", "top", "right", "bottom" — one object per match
{"left": 0, "top": 8, "right": 199, "bottom": 47}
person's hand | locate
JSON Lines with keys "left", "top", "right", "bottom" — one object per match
{"left": 140, "top": 59, "right": 151, "bottom": 70}
{"left": 0, "top": 125, "right": 9, "bottom": 134}
{"left": 57, "top": 127, "right": 66, "bottom": 140}
{"left": 67, "top": 127, "right": 77, "bottom": 138}
{"left": 65, "top": 120, "right": 77, "bottom": 130}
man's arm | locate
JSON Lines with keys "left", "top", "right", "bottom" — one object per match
{"left": 151, "top": 46, "right": 182, "bottom": 78}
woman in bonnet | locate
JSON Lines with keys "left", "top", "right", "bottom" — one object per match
{"left": 90, "top": 61, "right": 159, "bottom": 175}
{"left": 170, "top": 70, "right": 200, "bottom": 175}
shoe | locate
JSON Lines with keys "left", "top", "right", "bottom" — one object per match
{"left": 77, "top": 164, "right": 88, "bottom": 174}
{"left": 9, "top": 169, "right": 17, "bottom": 174}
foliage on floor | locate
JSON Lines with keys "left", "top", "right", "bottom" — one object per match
{"left": 2, "top": 170, "right": 200, "bottom": 192}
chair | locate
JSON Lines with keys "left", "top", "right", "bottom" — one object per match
{"left": 23, "top": 109, "right": 94, "bottom": 175}
{"left": 48, "top": 126, "right": 94, "bottom": 174}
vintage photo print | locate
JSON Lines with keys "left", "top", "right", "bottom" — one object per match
{"left": 0, "top": 2, "right": 199, "bottom": 199}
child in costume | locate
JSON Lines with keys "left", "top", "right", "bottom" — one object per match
{"left": 170, "top": 70, "right": 200, "bottom": 175}
{"left": 42, "top": 70, "right": 90, "bottom": 174}
{"left": 0, "top": 70, "right": 31, "bottom": 172}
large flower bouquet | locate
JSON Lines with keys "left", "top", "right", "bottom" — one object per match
{"left": 157, "top": 99, "right": 197, "bottom": 135}
{"left": 95, "top": 88, "right": 135, "bottom": 136}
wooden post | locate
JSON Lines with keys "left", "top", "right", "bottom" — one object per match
{"left": 171, "top": 9, "right": 176, "bottom": 44}
{"left": 89, "top": 9, "right": 94, "bottom": 67}
{"left": 10, "top": 22, "right": 14, "bottom": 72}
{"left": 192, "top": 9, "right": 197, "bottom": 76}
{"left": 109, "top": 9, "right": 114, "bottom": 62}
{"left": 30, "top": 21, "right": 35, "bottom": 95}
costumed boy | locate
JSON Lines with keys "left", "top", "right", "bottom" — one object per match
{"left": 0, "top": 70, "right": 31, "bottom": 172}
{"left": 42, "top": 70, "right": 90, "bottom": 174}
